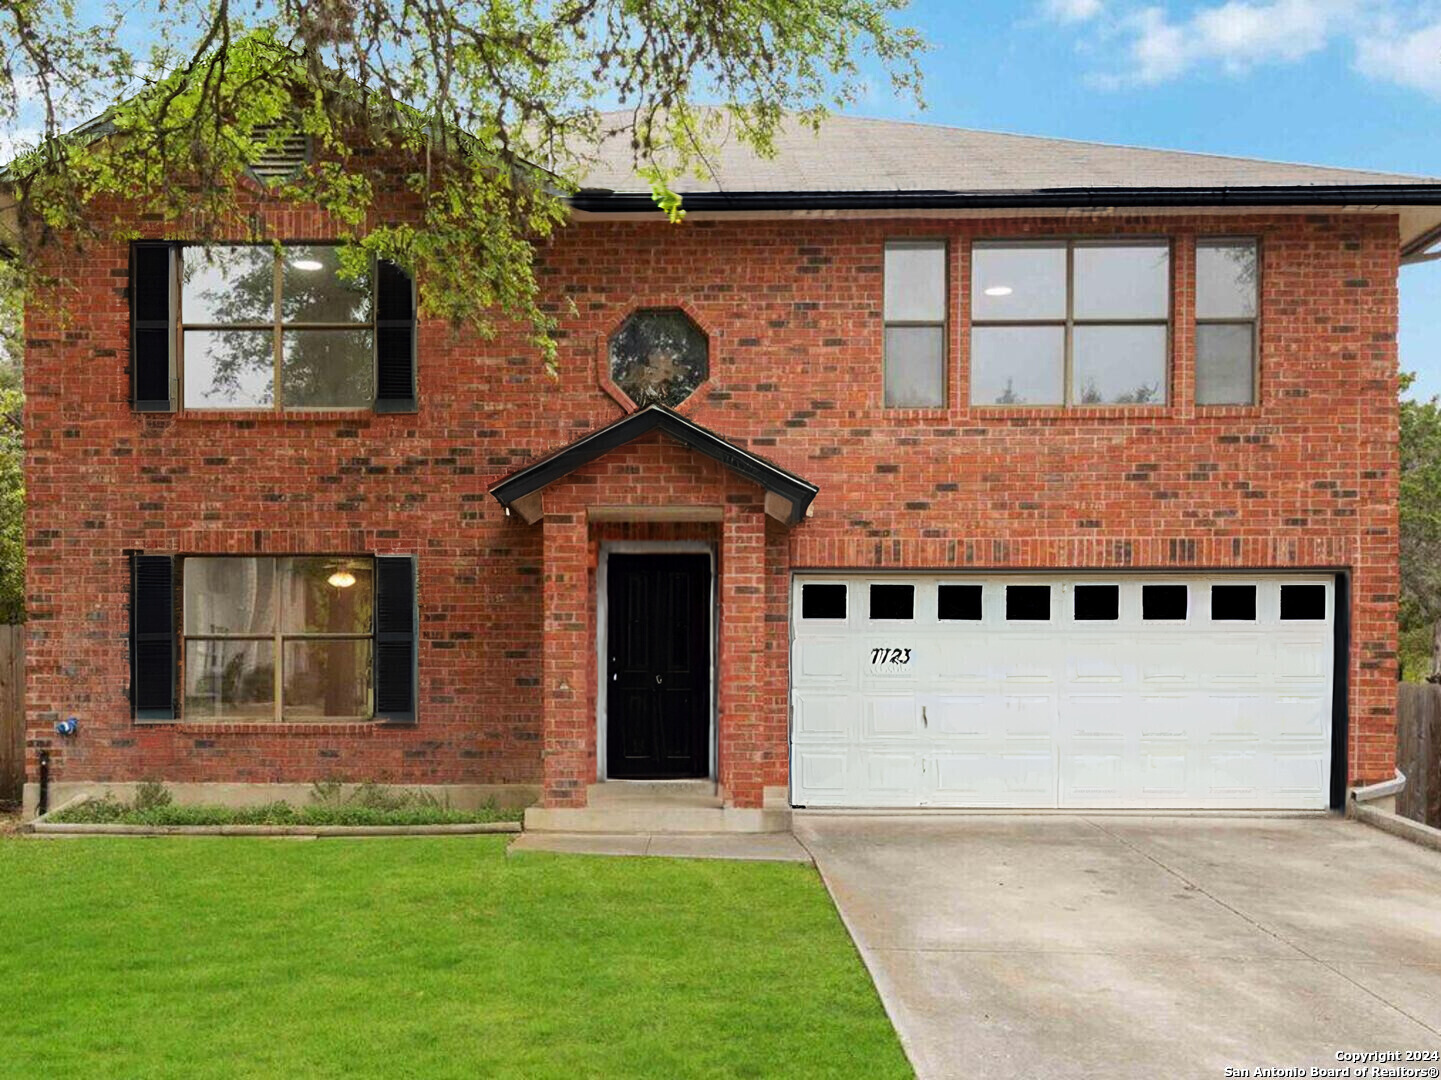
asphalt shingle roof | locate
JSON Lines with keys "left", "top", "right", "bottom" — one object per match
{"left": 578, "top": 112, "right": 1436, "bottom": 195}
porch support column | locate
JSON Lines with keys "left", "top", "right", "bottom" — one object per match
{"left": 541, "top": 511, "right": 590, "bottom": 807}
{"left": 718, "top": 500, "right": 768, "bottom": 809}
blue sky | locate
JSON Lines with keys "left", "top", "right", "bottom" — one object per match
{"left": 851, "top": 0, "right": 1441, "bottom": 399}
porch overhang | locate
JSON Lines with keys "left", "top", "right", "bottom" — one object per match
{"left": 488, "top": 403, "right": 819, "bottom": 526}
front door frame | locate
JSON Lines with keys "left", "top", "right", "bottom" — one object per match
{"left": 597, "top": 541, "right": 718, "bottom": 782}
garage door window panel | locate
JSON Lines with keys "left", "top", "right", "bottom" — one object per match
{"left": 1211, "top": 584, "right": 1257, "bottom": 622}
{"left": 972, "top": 240, "right": 1170, "bottom": 407}
{"left": 801, "top": 583, "right": 847, "bottom": 620}
{"left": 1073, "top": 584, "right": 1119, "bottom": 621}
{"left": 869, "top": 584, "right": 915, "bottom": 620}
{"left": 1006, "top": 585, "right": 1051, "bottom": 621}
{"left": 938, "top": 584, "right": 983, "bottom": 621}
{"left": 1280, "top": 584, "right": 1326, "bottom": 621}
{"left": 1143, "top": 585, "right": 1188, "bottom": 621}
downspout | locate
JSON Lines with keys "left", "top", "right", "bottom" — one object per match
{"left": 36, "top": 749, "right": 49, "bottom": 816}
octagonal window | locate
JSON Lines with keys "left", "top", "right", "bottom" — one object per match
{"left": 608, "top": 308, "right": 709, "bottom": 408}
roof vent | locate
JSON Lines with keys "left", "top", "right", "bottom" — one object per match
{"left": 248, "top": 125, "right": 310, "bottom": 183}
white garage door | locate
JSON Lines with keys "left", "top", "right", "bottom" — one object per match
{"left": 790, "top": 574, "right": 1335, "bottom": 810}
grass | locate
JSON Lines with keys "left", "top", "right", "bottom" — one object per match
{"left": 48, "top": 800, "right": 523, "bottom": 827}
{"left": 0, "top": 836, "right": 909, "bottom": 1079}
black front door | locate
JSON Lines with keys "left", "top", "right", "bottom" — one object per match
{"left": 606, "top": 554, "right": 711, "bottom": 779}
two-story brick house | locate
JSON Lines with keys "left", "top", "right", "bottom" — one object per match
{"left": 20, "top": 114, "right": 1441, "bottom": 826}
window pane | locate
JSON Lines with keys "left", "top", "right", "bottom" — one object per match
{"left": 937, "top": 584, "right": 982, "bottom": 621}
{"left": 608, "top": 308, "right": 709, "bottom": 409}
{"left": 1280, "top": 584, "right": 1326, "bottom": 621}
{"left": 1197, "top": 241, "right": 1257, "bottom": 319}
{"left": 279, "top": 557, "right": 374, "bottom": 634}
{"left": 281, "top": 246, "right": 373, "bottom": 324}
{"left": 1211, "top": 585, "right": 1256, "bottom": 621}
{"left": 884, "top": 241, "right": 946, "bottom": 321}
{"left": 1142, "top": 585, "right": 1188, "bottom": 620}
{"left": 1074, "top": 584, "right": 1119, "bottom": 621}
{"left": 181, "top": 246, "right": 274, "bottom": 324}
{"left": 972, "top": 243, "right": 1066, "bottom": 320}
{"left": 184, "top": 557, "right": 276, "bottom": 635}
{"left": 184, "top": 639, "right": 275, "bottom": 720}
{"left": 1073, "top": 243, "right": 1169, "bottom": 319}
{"left": 183, "top": 330, "right": 274, "bottom": 408}
{"left": 869, "top": 584, "right": 914, "bottom": 620}
{"left": 802, "top": 584, "right": 846, "bottom": 620}
{"left": 281, "top": 330, "right": 374, "bottom": 407}
{"left": 884, "top": 325, "right": 945, "bottom": 407}
{"left": 1006, "top": 585, "right": 1050, "bottom": 621}
{"left": 1072, "top": 324, "right": 1167, "bottom": 405}
{"left": 970, "top": 325, "right": 1064, "bottom": 405}
{"left": 282, "top": 639, "right": 373, "bottom": 719}
{"left": 1196, "top": 323, "right": 1254, "bottom": 405}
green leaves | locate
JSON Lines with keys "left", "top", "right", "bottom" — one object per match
{"left": 0, "top": 3, "right": 924, "bottom": 369}
{"left": 1400, "top": 376, "right": 1441, "bottom": 676}
{"left": 0, "top": 385, "right": 22, "bottom": 625}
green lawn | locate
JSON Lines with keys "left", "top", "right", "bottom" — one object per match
{"left": 0, "top": 836, "right": 910, "bottom": 1079}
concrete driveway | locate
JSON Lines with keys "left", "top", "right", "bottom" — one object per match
{"left": 794, "top": 814, "right": 1441, "bottom": 1080}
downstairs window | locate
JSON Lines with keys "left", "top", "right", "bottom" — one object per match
{"left": 182, "top": 556, "right": 375, "bottom": 721}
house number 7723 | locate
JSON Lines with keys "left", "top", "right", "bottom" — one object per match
{"left": 870, "top": 648, "right": 911, "bottom": 665}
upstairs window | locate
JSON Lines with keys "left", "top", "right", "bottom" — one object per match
{"left": 1196, "top": 239, "right": 1259, "bottom": 406}
{"left": 971, "top": 240, "right": 1170, "bottom": 407}
{"left": 883, "top": 240, "right": 947, "bottom": 407}
{"left": 180, "top": 245, "right": 375, "bottom": 410}
{"left": 608, "top": 308, "right": 708, "bottom": 408}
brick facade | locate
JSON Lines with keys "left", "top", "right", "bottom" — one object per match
{"left": 24, "top": 208, "right": 1401, "bottom": 807}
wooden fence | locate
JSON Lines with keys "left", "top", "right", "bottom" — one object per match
{"left": 1397, "top": 682, "right": 1441, "bottom": 829}
{"left": 0, "top": 624, "right": 22, "bottom": 805}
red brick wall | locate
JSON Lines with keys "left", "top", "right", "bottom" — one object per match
{"left": 24, "top": 209, "right": 1401, "bottom": 799}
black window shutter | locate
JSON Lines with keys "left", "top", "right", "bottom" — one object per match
{"left": 130, "top": 555, "right": 176, "bottom": 720}
{"left": 131, "top": 243, "right": 176, "bottom": 411}
{"left": 374, "top": 260, "right": 416, "bottom": 413}
{"left": 374, "top": 555, "right": 417, "bottom": 723}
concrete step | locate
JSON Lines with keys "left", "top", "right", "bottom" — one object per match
{"left": 525, "top": 803, "right": 791, "bottom": 835}
{"left": 587, "top": 780, "right": 721, "bottom": 808}
{"left": 509, "top": 831, "right": 812, "bottom": 862}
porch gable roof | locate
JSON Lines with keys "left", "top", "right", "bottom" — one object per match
{"left": 487, "top": 404, "right": 819, "bottom": 526}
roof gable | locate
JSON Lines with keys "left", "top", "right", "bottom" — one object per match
{"left": 488, "top": 404, "right": 818, "bottom": 526}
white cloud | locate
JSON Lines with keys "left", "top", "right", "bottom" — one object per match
{"left": 1118, "top": 0, "right": 1361, "bottom": 83}
{"left": 1043, "top": 0, "right": 1105, "bottom": 22}
{"left": 1356, "top": 20, "right": 1441, "bottom": 96}
{"left": 1046, "top": 0, "right": 1441, "bottom": 99}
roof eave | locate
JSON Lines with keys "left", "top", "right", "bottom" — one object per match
{"left": 568, "top": 184, "right": 1441, "bottom": 215}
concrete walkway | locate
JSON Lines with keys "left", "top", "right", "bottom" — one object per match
{"left": 794, "top": 813, "right": 1441, "bottom": 1080}
{"left": 508, "top": 830, "right": 811, "bottom": 862}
